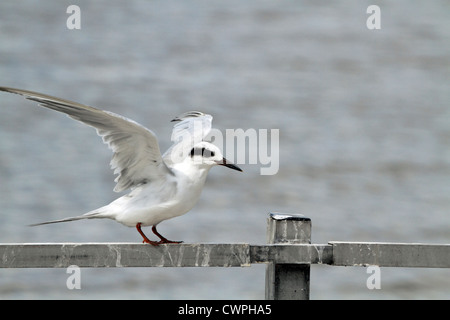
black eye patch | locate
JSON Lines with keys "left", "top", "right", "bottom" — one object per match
{"left": 190, "top": 147, "right": 215, "bottom": 158}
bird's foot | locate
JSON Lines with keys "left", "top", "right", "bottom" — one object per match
{"left": 151, "top": 225, "right": 183, "bottom": 244}
{"left": 141, "top": 239, "right": 183, "bottom": 245}
{"left": 142, "top": 238, "right": 161, "bottom": 246}
{"left": 137, "top": 223, "right": 184, "bottom": 245}
{"left": 157, "top": 239, "right": 184, "bottom": 244}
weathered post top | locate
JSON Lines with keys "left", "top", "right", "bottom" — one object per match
{"left": 265, "top": 212, "right": 312, "bottom": 300}
{"left": 267, "top": 213, "right": 311, "bottom": 244}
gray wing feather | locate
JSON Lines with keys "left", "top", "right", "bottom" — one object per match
{"left": 0, "top": 87, "right": 172, "bottom": 192}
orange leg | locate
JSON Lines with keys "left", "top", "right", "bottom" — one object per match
{"left": 136, "top": 223, "right": 160, "bottom": 246}
{"left": 136, "top": 223, "right": 183, "bottom": 245}
{"left": 152, "top": 225, "right": 183, "bottom": 244}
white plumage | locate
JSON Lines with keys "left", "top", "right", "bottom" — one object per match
{"left": 0, "top": 87, "right": 242, "bottom": 245}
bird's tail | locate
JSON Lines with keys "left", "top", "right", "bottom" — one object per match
{"left": 29, "top": 211, "right": 107, "bottom": 227}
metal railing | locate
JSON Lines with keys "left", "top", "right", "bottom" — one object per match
{"left": 1, "top": 213, "right": 449, "bottom": 299}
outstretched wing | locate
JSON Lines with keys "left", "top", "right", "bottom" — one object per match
{"left": 170, "top": 111, "right": 213, "bottom": 144}
{"left": 163, "top": 111, "right": 213, "bottom": 166}
{"left": 0, "top": 87, "right": 172, "bottom": 192}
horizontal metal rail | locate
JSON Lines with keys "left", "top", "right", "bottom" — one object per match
{"left": 1, "top": 214, "right": 449, "bottom": 299}
{"left": 0, "top": 242, "right": 448, "bottom": 269}
{"left": 330, "top": 241, "right": 450, "bottom": 268}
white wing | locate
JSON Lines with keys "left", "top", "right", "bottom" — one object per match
{"left": 170, "top": 111, "right": 213, "bottom": 144}
{"left": 163, "top": 111, "right": 213, "bottom": 166}
{"left": 0, "top": 87, "right": 172, "bottom": 192}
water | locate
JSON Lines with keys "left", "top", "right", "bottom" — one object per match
{"left": 0, "top": 0, "right": 449, "bottom": 299}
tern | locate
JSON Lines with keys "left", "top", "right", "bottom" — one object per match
{"left": 0, "top": 87, "right": 242, "bottom": 245}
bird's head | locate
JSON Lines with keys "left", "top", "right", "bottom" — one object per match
{"left": 188, "top": 142, "right": 242, "bottom": 172}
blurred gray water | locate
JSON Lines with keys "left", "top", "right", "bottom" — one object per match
{"left": 0, "top": 0, "right": 449, "bottom": 299}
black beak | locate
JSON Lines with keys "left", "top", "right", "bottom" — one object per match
{"left": 218, "top": 158, "right": 243, "bottom": 172}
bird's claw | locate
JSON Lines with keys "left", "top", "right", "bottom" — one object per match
{"left": 142, "top": 239, "right": 183, "bottom": 245}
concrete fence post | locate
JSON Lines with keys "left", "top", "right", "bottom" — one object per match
{"left": 265, "top": 213, "right": 312, "bottom": 300}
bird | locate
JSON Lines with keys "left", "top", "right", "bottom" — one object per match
{"left": 0, "top": 86, "right": 242, "bottom": 245}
